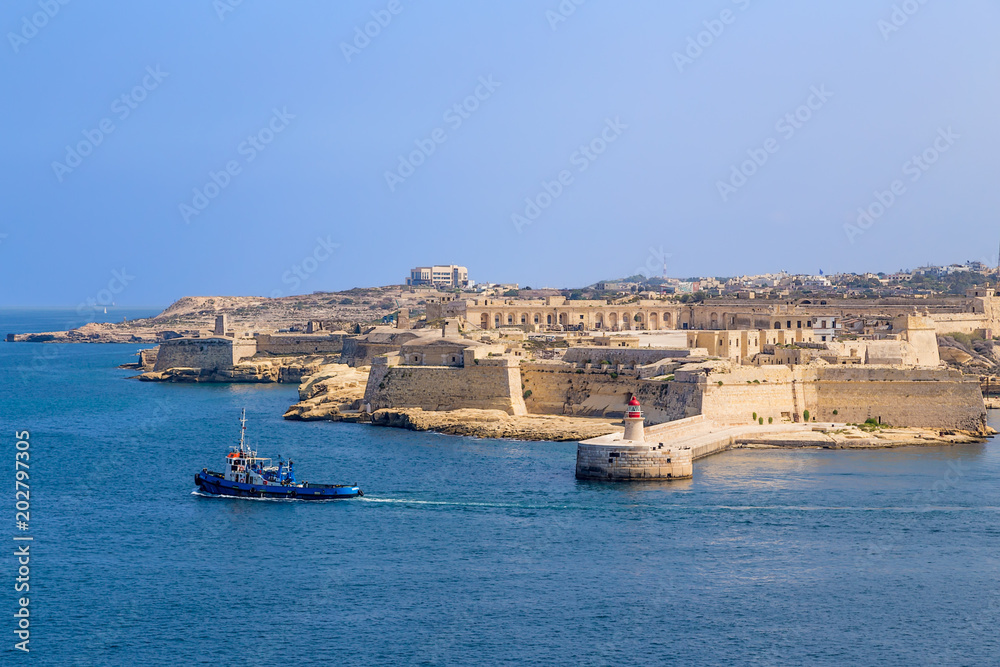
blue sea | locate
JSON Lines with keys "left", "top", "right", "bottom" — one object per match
{"left": 2, "top": 309, "right": 1000, "bottom": 665}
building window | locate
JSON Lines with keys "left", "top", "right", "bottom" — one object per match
{"left": 797, "top": 321, "right": 802, "bottom": 329}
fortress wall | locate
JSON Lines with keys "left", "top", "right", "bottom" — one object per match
{"left": 232, "top": 338, "right": 258, "bottom": 364}
{"left": 810, "top": 367, "right": 985, "bottom": 430}
{"left": 694, "top": 365, "right": 985, "bottom": 431}
{"left": 562, "top": 347, "right": 692, "bottom": 366}
{"left": 521, "top": 364, "right": 704, "bottom": 422}
{"left": 699, "top": 374, "right": 799, "bottom": 426}
{"left": 522, "top": 361, "right": 985, "bottom": 431}
{"left": 255, "top": 333, "right": 344, "bottom": 356}
{"left": 342, "top": 340, "right": 402, "bottom": 366}
{"left": 637, "top": 381, "right": 704, "bottom": 423}
{"left": 364, "top": 359, "right": 526, "bottom": 415}
{"left": 930, "top": 313, "right": 991, "bottom": 335}
{"left": 153, "top": 338, "right": 246, "bottom": 371}
{"left": 522, "top": 365, "right": 637, "bottom": 417}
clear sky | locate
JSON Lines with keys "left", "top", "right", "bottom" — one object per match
{"left": 2, "top": 1, "right": 999, "bottom": 307}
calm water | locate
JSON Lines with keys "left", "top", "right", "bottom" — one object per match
{"left": 2, "top": 310, "right": 1000, "bottom": 665}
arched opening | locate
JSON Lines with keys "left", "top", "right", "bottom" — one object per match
{"left": 494, "top": 315, "right": 501, "bottom": 328}
{"left": 595, "top": 314, "right": 604, "bottom": 329}
{"left": 622, "top": 313, "right": 631, "bottom": 330}
{"left": 710, "top": 312, "right": 719, "bottom": 329}
{"left": 649, "top": 312, "right": 659, "bottom": 330}
{"left": 558, "top": 313, "right": 567, "bottom": 325}
{"left": 774, "top": 322, "right": 781, "bottom": 329}
{"left": 663, "top": 312, "right": 672, "bottom": 328}
{"left": 481, "top": 313, "right": 489, "bottom": 329}
{"left": 546, "top": 314, "right": 552, "bottom": 325}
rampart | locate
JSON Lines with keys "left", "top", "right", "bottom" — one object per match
{"left": 153, "top": 337, "right": 256, "bottom": 371}
{"left": 364, "top": 357, "right": 527, "bottom": 415}
{"left": 692, "top": 365, "right": 986, "bottom": 432}
{"left": 562, "top": 347, "right": 695, "bottom": 366}
{"left": 255, "top": 333, "right": 345, "bottom": 356}
{"left": 522, "top": 361, "right": 986, "bottom": 433}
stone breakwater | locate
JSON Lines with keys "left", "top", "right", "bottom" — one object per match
{"left": 576, "top": 417, "right": 992, "bottom": 481}
{"left": 576, "top": 441, "right": 693, "bottom": 480}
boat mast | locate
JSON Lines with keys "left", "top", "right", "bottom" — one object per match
{"left": 240, "top": 408, "right": 247, "bottom": 454}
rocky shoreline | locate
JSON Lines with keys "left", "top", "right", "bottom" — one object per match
{"left": 734, "top": 425, "right": 991, "bottom": 450}
{"left": 367, "top": 408, "right": 625, "bottom": 442}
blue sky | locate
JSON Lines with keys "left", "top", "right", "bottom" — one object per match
{"left": 2, "top": 1, "right": 999, "bottom": 307}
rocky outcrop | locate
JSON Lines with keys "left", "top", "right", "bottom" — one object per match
{"left": 369, "top": 408, "right": 623, "bottom": 441}
{"left": 282, "top": 364, "right": 370, "bottom": 420}
{"left": 7, "top": 322, "right": 157, "bottom": 344}
{"left": 138, "top": 356, "right": 340, "bottom": 384}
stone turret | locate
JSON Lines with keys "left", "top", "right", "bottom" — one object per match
{"left": 623, "top": 396, "right": 645, "bottom": 442}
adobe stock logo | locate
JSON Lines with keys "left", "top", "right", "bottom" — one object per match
{"left": 843, "top": 126, "right": 959, "bottom": 244}
{"left": 179, "top": 108, "right": 295, "bottom": 224}
{"left": 271, "top": 236, "right": 340, "bottom": 298}
{"left": 7, "top": 0, "right": 71, "bottom": 54}
{"left": 673, "top": 0, "right": 753, "bottom": 73}
{"left": 51, "top": 66, "right": 169, "bottom": 183}
{"left": 716, "top": 85, "right": 833, "bottom": 202}
{"left": 511, "top": 117, "right": 627, "bottom": 233}
{"left": 340, "top": 0, "right": 404, "bottom": 63}
{"left": 877, "top": 0, "right": 931, "bottom": 41}
{"left": 384, "top": 76, "right": 501, "bottom": 192}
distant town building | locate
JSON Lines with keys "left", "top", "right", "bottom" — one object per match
{"left": 406, "top": 265, "right": 470, "bottom": 288}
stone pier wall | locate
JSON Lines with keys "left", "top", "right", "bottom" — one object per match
{"left": 576, "top": 442, "right": 693, "bottom": 481}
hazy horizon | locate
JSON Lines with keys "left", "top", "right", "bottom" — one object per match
{"left": 3, "top": 1, "right": 999, "bottom": 307}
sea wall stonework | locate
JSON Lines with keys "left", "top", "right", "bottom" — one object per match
{"left": 696, "top": 366, "right": 986, "bottom": 431}
{"left": 364, "top": 358, "right": 527, "bottom": 415}
{"left": 576, "top": 442, "right": 693, "bottom": 480}
{"left": 522, "top": 362, "right": 985, "bottom": 432}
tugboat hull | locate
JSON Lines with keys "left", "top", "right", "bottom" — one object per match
{"left": 195, "top": 471, "right": 362, "bottom": 500}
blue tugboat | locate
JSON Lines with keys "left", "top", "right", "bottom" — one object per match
{"left": 194, "top": 409, "right": 362, "bottom": 500}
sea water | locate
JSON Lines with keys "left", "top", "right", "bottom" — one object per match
{"left": 2, "top": 309, "right": 999, "bottom": 665}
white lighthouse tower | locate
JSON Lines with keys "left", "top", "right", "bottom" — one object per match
{"left": 623, "top": 396, "right": 645, "bottom": 442}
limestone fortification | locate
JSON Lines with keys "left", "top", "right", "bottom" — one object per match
{"left": 82, "top": 286, "right": 991, "bottom": 445}
{"left": 427, "top": 289, "right": 1000, "bottom": 337}
{"left": 364, "top": 355, "right": 527, "bottom": 415}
